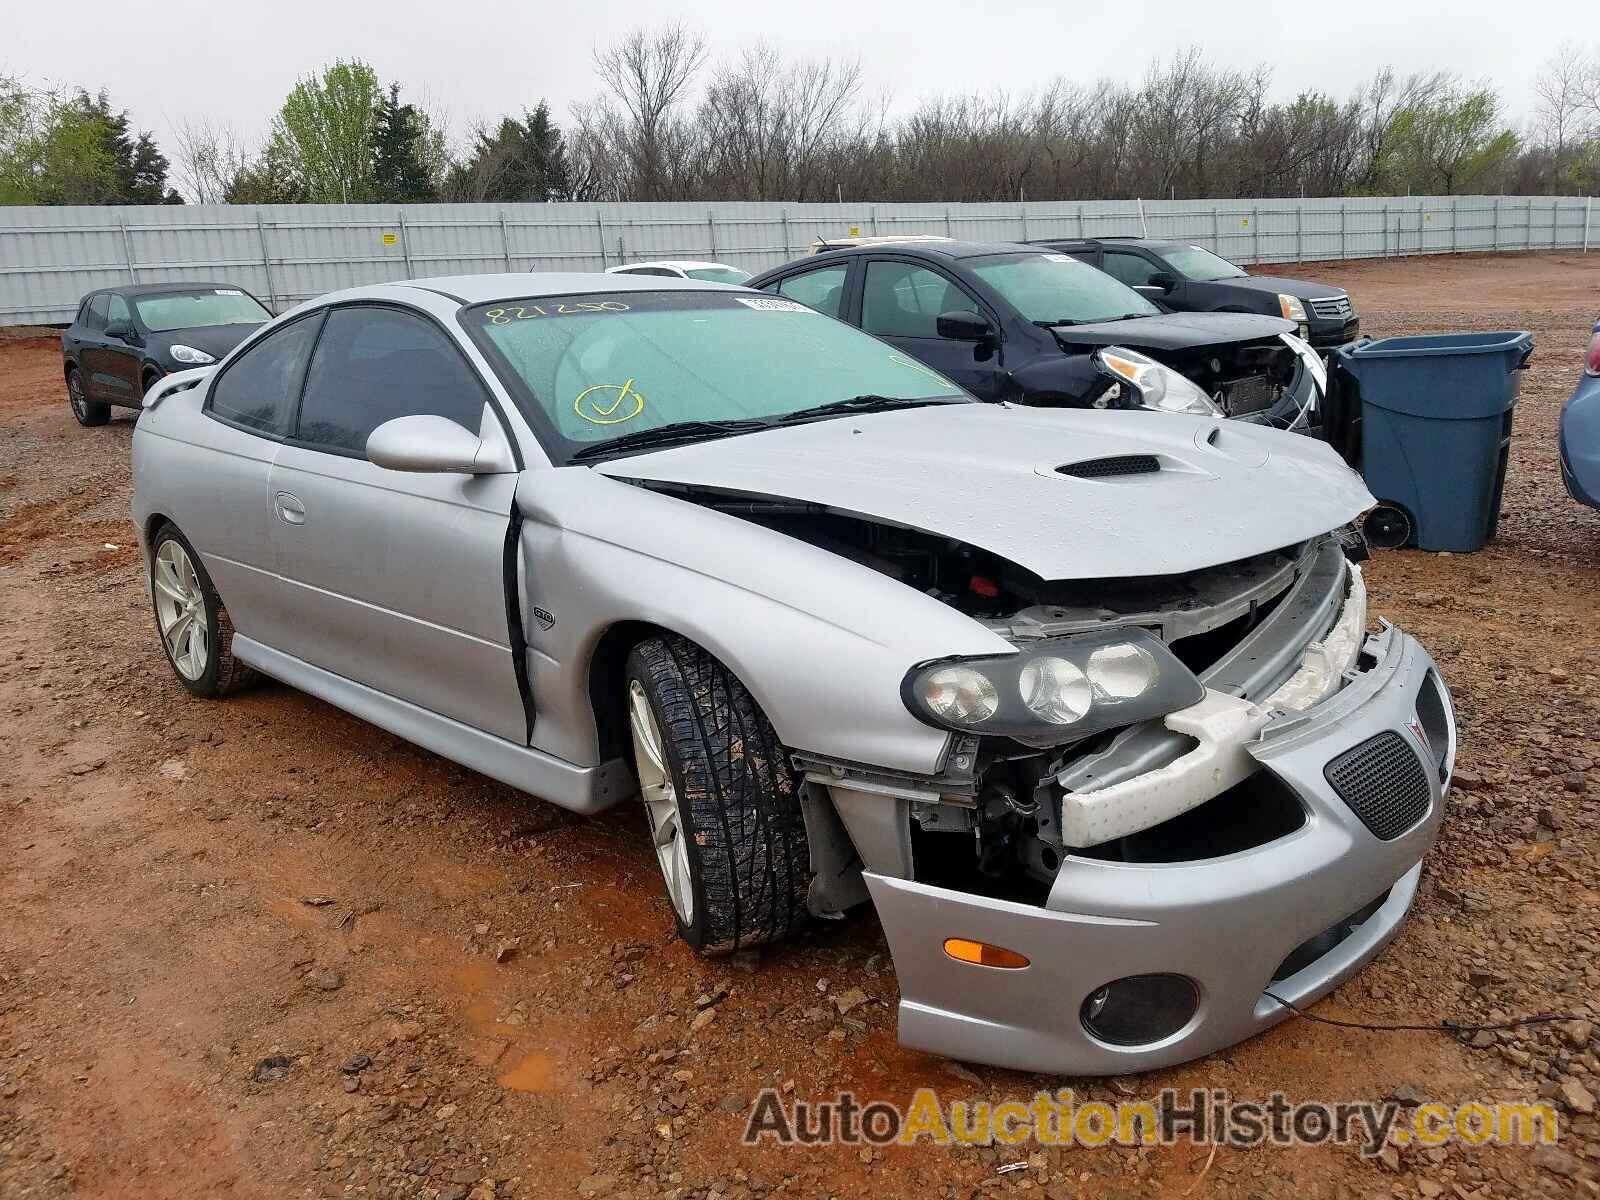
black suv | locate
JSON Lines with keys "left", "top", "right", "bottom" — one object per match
{"left": 1031, "top": 238, "right": 1359, "bottom": 351}
{"left": 61, "top": 283, "right": 271, "bottom": 426}
{"left": 747, "top": 241, "right": 1322, "bottom": 425}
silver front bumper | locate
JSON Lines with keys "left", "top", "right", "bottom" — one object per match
{"left": 865, "top": 624, "right": 1451, "bottom": 1075}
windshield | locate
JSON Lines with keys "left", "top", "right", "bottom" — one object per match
{"left": 683, "top": 266, "right": 752, "bottom": 284}
{"left": 1161, "top": 245, "right": 1248, "bottom": 281}
{"left": 966, "top": 253, "right": 1159, "bottom": 324}
{"left": 133, "top": 288, "right": 270, "bottom": 332}
{"left": 465, "top": 292, "right": 967, "bottom": 462}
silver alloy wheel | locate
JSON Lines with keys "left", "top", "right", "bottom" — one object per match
{"left": 152, "top": 540, "right": 210, "bottom": 681}
{"left": 68, "top": 372, "right": 88, "bottom": 421}
{"left": 628, "top": 679, "right": 695, "bottom": 924}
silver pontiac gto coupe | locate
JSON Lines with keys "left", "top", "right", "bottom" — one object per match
{"left": 132, "top": 272, "right": 1455, "bottom": 1074}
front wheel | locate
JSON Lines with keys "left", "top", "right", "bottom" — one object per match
{"left": 624, "top": 636, "right": 811, "bottom": 955}
{"left": 149, "top": 525, "right": 256, "bottom": 698}
{"left": 67, "top": 367, "right": 109, "bottom": 426}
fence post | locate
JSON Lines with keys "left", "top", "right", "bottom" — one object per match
{"left": 119, "top": 218, "right": 137, "bottom": 282}
{"left": 1585, "top": 197, "right": 1592, "bottom": 253}
{"left": 707, "top": 210, "right": 717, "bottom": 258}
{"left": 499, "top": 212, "right": 512, "bottom": 270}
{"left": 1525, "top": 200, "right": 1532, "bottom": 249}
{"left": 870, "top": 206, "right": 879, "bottom": 235}
{"left": 1451, "top": 200, "right": 1458, "bottom": 254}
{"left": 1076, "top": 203, "right": 1084, "bottom": 238}
{"left": 1251, "top": 204, "right": 1259, "bottom": 264}
{"left": 781, "top": 209, "right": 791, "bottom": 258}
{"left": 1382, "top": 204, "right": 1389, "bottom": 257}
{"left": 1294, "top": 205, "right": 1302, "bottom": 263}
{"left": 944, "top": 207, "right": 953, "bottom": 237}
{"left": 1018, "top": 204, "right": 1028, "bottom": 242}
{"left": 1136, "top": 197, "right": 1148, "bottom": 238}
{"left": 1212, "top": 206, "right": 1221, "bottom": 252}
{"left": 255, "top": 213, "right": 278, "bottom": 309}
{"left": 1493, "top": 197, "right": 1501, "bottom": 250}
{"left": 397, "top": 210, "right": 414, "bottom": 277}
{"left": 596, "top": 212, "right": 607, "bottom": 267}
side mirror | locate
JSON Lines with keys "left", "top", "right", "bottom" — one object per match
{"left": 1147, "top": 272, "right": 1178, "bottom": 294}
{"left": 936, "top": 310, "right": 994, "bottom": 341}
{"left": 104, "top": 319, "right": 135, "bottom": 341}
{"left": 367, "top": 414, "right": 504, "bottom": 474}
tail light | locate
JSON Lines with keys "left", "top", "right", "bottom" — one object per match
{"left": 1586, "top": 331, "right": 1600, "bottom": 377}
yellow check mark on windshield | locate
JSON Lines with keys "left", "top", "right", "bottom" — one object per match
{"left": 575, "top": 378, "right": 645, "bottom": 425}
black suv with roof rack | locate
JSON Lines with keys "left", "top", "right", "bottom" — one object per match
{"left": 747, "top": 240, "right": 1324, "bottom": 427}
{"left": 1030, "top": 237, "right": 1358, "bottom": 352}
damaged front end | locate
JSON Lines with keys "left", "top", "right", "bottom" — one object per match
{"left": 790, "top": 530, "right": 1455, "bottom": 1074}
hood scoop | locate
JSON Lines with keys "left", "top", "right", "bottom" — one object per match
{"left": 1057, "top": 454, "right": 1161, "bottom": 480}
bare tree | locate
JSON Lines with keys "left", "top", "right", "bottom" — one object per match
{"left": 591, "top": 23, "right": 707, "bottom": 200}
{"left": 172, "top": 120, "right": 250, "bottom": 204}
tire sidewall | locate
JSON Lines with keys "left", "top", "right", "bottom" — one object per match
{"left": 66, "top": 367, "right": 95, "bottom": 425}
{"left": 623, "top": 650, "right": 717, "bottom": 951}
{"left": 150, "top": 526, "right": 226, "bottom": 698}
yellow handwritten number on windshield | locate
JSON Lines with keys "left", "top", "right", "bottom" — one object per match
{"left": 575, "top": 378, "right": 646, "bottom": 425}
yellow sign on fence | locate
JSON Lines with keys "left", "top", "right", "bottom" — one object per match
{"left": 382, "top": 232, "right": 398, "bottom": 247}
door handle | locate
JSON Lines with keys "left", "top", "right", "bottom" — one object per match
{"left": 274, "top": 491, "right": 306, "bottom": 525}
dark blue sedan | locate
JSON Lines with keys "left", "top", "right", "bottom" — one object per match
{"left": 1560, "top": 318, "right": 1600, "bottom": 510}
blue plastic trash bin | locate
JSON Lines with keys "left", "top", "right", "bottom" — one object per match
{"left": 1333, "top": 331, "right": 1532, "bottom": 552}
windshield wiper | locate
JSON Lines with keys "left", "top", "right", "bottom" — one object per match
{"left": 770, "top": 394, "right": 960, "bottom": 426}
{"left": 569, "top": 418, "right": 771, "bottom": 462}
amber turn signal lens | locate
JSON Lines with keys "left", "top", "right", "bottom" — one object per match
{"left": 942, "top": 938, "right": 1030, "bottom": 969}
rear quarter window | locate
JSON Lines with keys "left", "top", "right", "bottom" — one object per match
{"left": 206, "top": 316, "right": 321, "bottom": 438}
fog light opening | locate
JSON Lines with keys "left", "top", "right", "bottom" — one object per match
{"left": 1080, "top": 974, "right": 1200, "bottom": 1046}
{"left": 942, "top": 938, "right": 1030, "bottom": 969}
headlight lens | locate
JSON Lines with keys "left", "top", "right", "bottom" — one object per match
{"left": 921, "top": 666, "right": 1000, "bottom": 725}
{"left": 903, "top": 628, "right": 1205, "bottom": 745}
{"left": 1018, "top": 657, "right": 1092, "bottom": 725}
{"left": 170, "top": 344, "right": 216, "bottom": 365}
{"left": 1277, "top": 293, "right": 1308, "bottom": 323}
{"left": 1094, "top": 347, "right": 1221, "bottom": 417}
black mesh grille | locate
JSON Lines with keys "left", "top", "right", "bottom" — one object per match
{"left": 1057, "top": 454, "right": 1161, "bottom": 479}
{"left": 1324, "top": 731, "right": 1431, "bottom": 840}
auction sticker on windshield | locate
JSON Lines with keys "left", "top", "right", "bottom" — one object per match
{"left": 735, "top": 297, "right": 817, "bottom": 314}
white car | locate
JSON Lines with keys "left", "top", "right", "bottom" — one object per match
{"left": 605, "top": 260, "right": 751, "bottom": 284}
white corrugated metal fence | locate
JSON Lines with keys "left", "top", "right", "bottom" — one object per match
{"left": 0, "top": 195, "right": 1592, "bottom": 325}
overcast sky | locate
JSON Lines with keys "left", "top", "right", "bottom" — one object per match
{"left": 6, "top": 0, "right": 1586, "bottom": 163}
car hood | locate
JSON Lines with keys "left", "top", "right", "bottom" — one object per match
{"left": 148, "top": 324, "right": 263, "bottom": 359}
{"left": 593, "top": 404, "right": 1373, "bottom": 580}
{"left": 1050, "top": 311, "right": 1295, "bottom": 351}
{"left": 1217, "top": 275, "right": 1350, "bottom": 302}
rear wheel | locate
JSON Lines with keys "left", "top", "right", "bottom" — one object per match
{"left": 149, "top": 525, "right": 256, "bottom": 698}
{"left": 66, "top": 367, "right": 109, "bottom": 426}
{"left": 624, "top": 635, "right": 811, "bottom": 955}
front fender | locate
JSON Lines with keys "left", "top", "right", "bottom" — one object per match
{"left": 515, "top": 467, "right": 1013, "bottom": 775}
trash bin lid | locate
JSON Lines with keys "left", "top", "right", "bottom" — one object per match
{"left": 1337, "top": 331, "right": 1532, "bottom": 420}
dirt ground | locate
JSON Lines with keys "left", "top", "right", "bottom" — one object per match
{"left": 1, "top": 250, "right": 1598, "bottom": 1200}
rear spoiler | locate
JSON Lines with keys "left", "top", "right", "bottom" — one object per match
{"left": 142, "top": 366, "right": 215, "bottom": 410}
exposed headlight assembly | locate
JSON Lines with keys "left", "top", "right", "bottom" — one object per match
{"left": 903, "top": 628, "right": 1205, "bottom": 746}
{"left": 1277, "top": 293, "right": 1308, "bottom": 323}
{"left": 1093, "top": 347, "right": 1221, "bottom": 417}
{"left": 169, "top": 344, "right": 216, "bottom": 365}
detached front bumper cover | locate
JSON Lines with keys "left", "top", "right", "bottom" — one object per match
{"left": 865, "top": 622, "right": 1451, "bottom": 1075}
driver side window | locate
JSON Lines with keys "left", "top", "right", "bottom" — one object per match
{"left": 294, "top": 306, "right": 491, "bottom": 457}
{"left": 861, "top": 262, "right": 979, "bottom": 339}
{"left": 1101, "top": 251, "right": 1162, "bottom": 288}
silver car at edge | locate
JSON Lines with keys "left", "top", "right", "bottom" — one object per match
{"left": 131, "top": 272, "right": 1456, "bottom": 1075}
